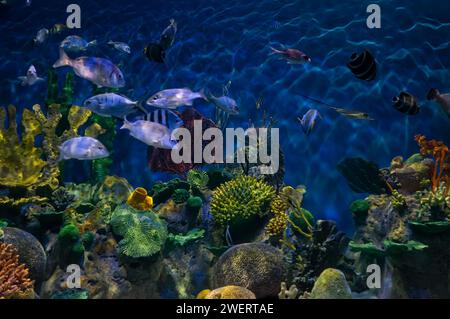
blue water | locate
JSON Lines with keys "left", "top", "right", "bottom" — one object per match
{"left": 1, "top": 0, "right": 449, "bottom": 234}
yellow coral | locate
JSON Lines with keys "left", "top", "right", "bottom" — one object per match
{"left": 0, "top": 105, "right": 46, "bottom": 187}
{"left": 196, "top": 289, "right": 211, "bottom": 299}
{"left": 127, "top": 187, "right": 153, "bottom": 211}
{"left": 266, "top": 195, "right": 289, "bottom": 236}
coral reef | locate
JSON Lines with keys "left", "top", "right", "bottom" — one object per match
{"left": 110, "top": 205, "right": 167, "bottom": 259}
{"left": 212, "top": 242, "right": 286, "bottom": 298}
{"left": 0, "top": 243, "right": 34, "bottom": 299}
{"left": 204, "top": 286, "right": 256, "bottom": 299}
{"left": 127, "top": 187, "right": 153, "bottom": 211}
{"left": 210, "top": 175, "right": 275, "bottom": 226}
{"left": 308, "top": 268, "right": 352, "bottom": 299}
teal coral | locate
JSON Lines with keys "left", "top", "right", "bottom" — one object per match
{"left": 110, "top": 205, "right": 167, "bottom": 258}
{"left": 167, "top": 228, "right": 205, "bottom": 247}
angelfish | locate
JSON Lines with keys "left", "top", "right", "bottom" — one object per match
{"left": 18, "top": 65, "right": 44, "bottom": 86}
{"left": 58, "top": 137, "right": 109, "bottom": 160}
{"left": 298, "top": 109, "right": 322, "bottom": 136}
{"left": 53, "top": 48, "right": 125, "bottom": 88}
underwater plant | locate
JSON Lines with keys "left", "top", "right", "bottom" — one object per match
{"left": 167, "top": 228, "right": 205, "bottom": 248}
{"left": 415, "top": 134, "right": 449, "bottom": 195}
{"left": 0, "top": 243, "right": 34, "bottom": 299}
{"left": 266, "top": 186, "right": 314, "bottom": 242}
{"left": 210, "top": 175, "right": 275, "bottom": 225}
{"left": 58, "top": 223, "right": 85, "bottom": 266}
{"left": 110, "top": 205, "right": 167, "bottom": 258}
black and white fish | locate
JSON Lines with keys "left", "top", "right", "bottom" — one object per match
{"left": 392, "top": 92, "right": 420, "bottom": 115}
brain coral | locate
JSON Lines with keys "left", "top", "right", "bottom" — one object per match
{"left": 204, "top": 286, "right": 256, "bottom": 299}
{"left": 212, "top": 242, "right": 286, "bottom": 298}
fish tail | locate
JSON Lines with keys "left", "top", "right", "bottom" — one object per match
{"left": 121, "top": 116, "right": 131, "bottom": 130}
{"left": 88, "top": 40, "right": 98, "bottom": 47}
{"left": 269, "top": 46, "right": 281, "bottom": 55}
{"left": 199, "top": 88, "right": 208, "bottom": 101}
{"left": 53, "top": 48, "right": 71, "bottom": 68}
{"left": 427, "top": 88, "right": 439, "bottom": 101}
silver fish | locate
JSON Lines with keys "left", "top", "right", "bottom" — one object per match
{"left": 108, "top": 41, "right": 131, "bottom": 54}
{"left": 146, "top": 88, "right": 206, "bottom": 109}
{"left": 207, "top": 94, "right": 239, "bottom": 115}
{"left": 83, "top": 93, "right": 138, "bottom": 118}
{"left": 120, "top": 118, "right": 177, "bottom": 149}
{"left": 33, "top": 28, "right": 49, "bottom": 45}
{"left": 298, "top": 109, "right": 322, "bottom": 136}
{"left": 60, "top": 35, "right": 97, "bottom": 53}
{"left": 159, "top": 19, "right": 177, "bottom": 50}
{"left": 58, "top": 136, "right": 109, "bottom": 160}
{"left": 18, "top": 65, "right": 44, "bottom": 86}
{"left": 53, "top": 48, "right": 125, "bottom": 88}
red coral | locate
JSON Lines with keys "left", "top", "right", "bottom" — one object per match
{"left": 0, "top": 243, "right": 34, "bottom": 299}
{"left": 415, "top": 134, "right": 450, "bottom": 195}
{"left": 148, "top": 108, "right": 217, "bottom": 175}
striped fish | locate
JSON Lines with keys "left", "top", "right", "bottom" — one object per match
{"left": 392, "top": 92, "right": 420, "bottom": 115}
{"left": 147, "top": 109, "right": 183, "bottom": 130}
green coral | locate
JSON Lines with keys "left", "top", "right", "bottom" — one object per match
{"left": 58, "top": 223, "right": 85, "bottom": 266}
{"left": 110, "top": 205, "right": 167, "bottom": 258}
{"left": 309, "top": 268, "right": 352, "bottom": 299}
{"left": 409, "top": 220, "right": 450, "bottom": 234}
{"left": 210, "top": 175, "right": 275, "bottom": 225}
{"left": 186, "top": 196, "right": 203, "bottom": 215}
{"left": 391, "top": 190, "right": 407, "bottom": 212}
{"left": 51, "top": 289, "right": 89, "bottom": 299}
{"left": 350, "top": 199, "right": 369, "bottom": 217}
{"left": 167, "top": 228, "right": 205, "bottom": 247}
{"left": 172, "top": 188, "right": 190, "bottom": 204}
{"left": 349, "top": 240, "right": 428, "bottom": 257}
{"left": 150, "top": 178, "right": 191, "bottom": 206}
{"left": 187, "top": 169, "right": 209, "bottom": 189}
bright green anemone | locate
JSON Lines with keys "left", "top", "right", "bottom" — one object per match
{"left": 110, "top": 205, "right": 167, "bottom": 258}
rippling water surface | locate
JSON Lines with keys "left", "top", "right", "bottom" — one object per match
{"left": 1, "top": 0, "right": 449, "bottom": 233}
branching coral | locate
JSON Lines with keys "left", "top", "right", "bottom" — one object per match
{"left": 210, "top": 175, "right": 275, "bottom": 225}
{"left": 266, "top": 186, "right": 313, "bottom": 240}
{"left": 0, "top": 243, "right": 34, "bottom": 299}
{"left": 0, "top": 104, "right": 92, "bottom": 208}
{"left": 415, "top": 134, "right": 449, "bottom": 195}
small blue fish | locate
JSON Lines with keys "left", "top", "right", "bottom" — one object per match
{"left": 146, "top": 88, "right": 206, "bottom": 109}
{"left": 83, "top": 93, "right": 139, "bottom": 118}
{"left": 60, "top": 35, "right": 97, "bottom": 53}
{"left": 58, "top": 137, "right": 109, "bottom": 160}
{"left": 53, "top": 48, "right": 125, "bottom": 88}
{"left": 207, "top": 94, "right": 239, "bottom": 115}
{"left": 298, "top": 109, "right": 322, "bottom": 136}
{"left": 108, "top": 41, "right": 131, "bottom": 54}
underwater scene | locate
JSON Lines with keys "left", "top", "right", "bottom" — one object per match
{"left": 0, "top": 0, "right": 449, "bottom": 300}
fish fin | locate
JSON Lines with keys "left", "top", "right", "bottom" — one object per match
{"left": 17, "top": 76, "right": 27, "bottom": 85}
{"left": 199, "top": 88, "right": 207, "bottom": 101}
{"left": 120, "top": 116, "right": 131, "bottom": 130}
{"left": 167, "top": 110, "right": 183, "bottom": 129}
{"left": 53, "top": 48, "right": 71, "bottom": 68}
{"left": 427, "top": 88, "right": 439, "bottom": 101}
{"left": 87, "top": 40, "right": 97, "bottom": 47}
{"left": 107, "top": 40, "right": 113, "bottom": 45}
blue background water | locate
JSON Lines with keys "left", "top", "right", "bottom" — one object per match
{"left": 1, "top": 0, "right": 449, "bottom": 234}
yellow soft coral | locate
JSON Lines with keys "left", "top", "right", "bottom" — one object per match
{"left": 127, "top": 187, "right": 153, "bottom": 211}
